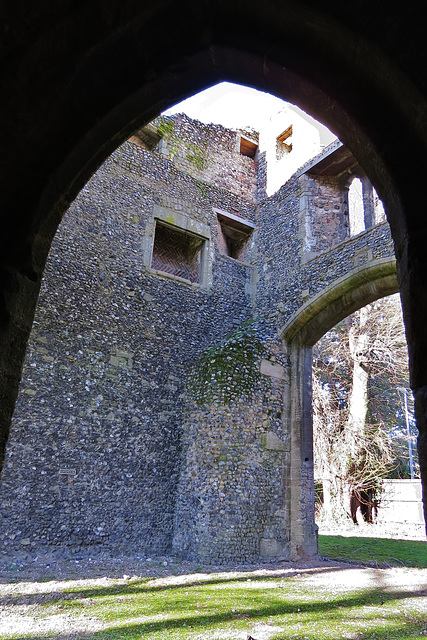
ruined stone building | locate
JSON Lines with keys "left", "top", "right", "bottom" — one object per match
{"left": 0, "top": 112, "right": 397, "bottom": 562}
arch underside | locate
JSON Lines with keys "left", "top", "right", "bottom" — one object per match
{"left": 281, "top": 258, "right": 398, "bottom": 347}
{"left": 4, "top": 2, "right": 419, "bottom": 269}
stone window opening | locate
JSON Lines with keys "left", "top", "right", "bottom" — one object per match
{"left": 373, "top": 188, "right": 386, "bottom": 224}
{"left": 348, "top": 177, "right": 365, "bottom": 236}
{"left": 215, "top": 210, "right": 254, "bottom": 262}
{"left": 151, "top": 221, "right": 205, "bottom": 284}
{"left": 240, "top": 136, "right": 258, "bottom": 158}
{"left": 347, "top": 175, "right": 385, "bottom": 237}
{"left": 276, "top": 125, "right": 293, "bottom": 159}
{"left": 128, "top": 122, "right": 162, "bottom": 151}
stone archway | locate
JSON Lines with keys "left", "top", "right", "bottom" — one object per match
{"left": 282, "top": 258, "right": 398, "bottom": 348}
{"left": 281, "top": 258, "right": 399, "bottom": 557}
{"left": 0, "top": 118, "right": 401, "bottom": 561}
{"left": 1, "top": 1, "right": 426, "bottom": 531}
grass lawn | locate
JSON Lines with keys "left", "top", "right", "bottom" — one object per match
{"left": 0, "top": 537, "right": 426, "bottom": 640}
{"left": 319, "top": 535, "right": 427, "bottom": 568}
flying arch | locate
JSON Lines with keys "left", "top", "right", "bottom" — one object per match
{"left": 281, "top": 258, "right": 398, "bottom": 347}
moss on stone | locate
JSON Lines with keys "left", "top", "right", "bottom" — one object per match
{"left": 195, "top": 180, "right": 209, "bottom": 198}
{"left": 157, "top": 116, "right": 209, "bottom": 170}
{"left": 190, "top": 319, "right": 264, "bottom": 405}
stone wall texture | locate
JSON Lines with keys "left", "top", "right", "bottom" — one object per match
{"left": 0, "top": 115, "right": 396, "bottom": 562}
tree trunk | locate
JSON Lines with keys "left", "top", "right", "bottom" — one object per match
{"left": 346, "top": 307, "right": 370, "bottom": 457}
{"left": 322, "top": 477, "right": 333, "bottom": 519}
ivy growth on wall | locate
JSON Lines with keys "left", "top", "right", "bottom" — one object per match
{"left": 157, "top": 117, "right": 209, "bottom": 170}
{"left": 190, "top": 319, "right": 266, "bottom": 405}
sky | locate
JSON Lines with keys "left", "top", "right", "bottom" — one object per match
{"left": 163, "top": 82, "right": 335, "bottom": 144}
{"left": 163, "top": 82, "right": 285, "bottom": 130}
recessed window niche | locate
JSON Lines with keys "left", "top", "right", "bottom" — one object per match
{"left": 276, "top": 125, "right": 293, "bottom": 159}
{"left": 240, "top": 136, "right": 258, "bottom": 158}
{"left": 144, "top": 205, "right": 212, "bottom": 287}
{"left": 151, "top": 222, "right": 204, "bottom": 284}
{"left": 214, "top": 208, "right": 255, "bottom": 263}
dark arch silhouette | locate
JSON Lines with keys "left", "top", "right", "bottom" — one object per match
{"left": 1, "top": 1, "right": 426, "bottom": 530}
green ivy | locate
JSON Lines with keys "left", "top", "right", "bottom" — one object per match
{"left": 186, "top": 142, "right": 208, "bottom": 170}
{"left": 156, "top": 116, "right": 175, "bottom": 138}
{"left": 195, "top": 180, "right": 208, "bottom": 198}
{"left": 190, "top": 319, "right": 264, "bottom": 405}
{"left": 157, "top": 117, "right": 209, "bottom": 170}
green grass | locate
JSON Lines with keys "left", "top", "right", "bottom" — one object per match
{"left": 70, "top": 581, "right": 424, "bottom": 639}
{"left": 6, "top": 571, "right": 423, "bottom": 640}
{"left": 1, "top": 537, "right": 426, "bottom": 639}
{"left": 319, "top": 535, "right": 427, "bottom": 567}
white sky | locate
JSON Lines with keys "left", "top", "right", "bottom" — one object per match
{"left": 163, "top": 82, "right": 284, "bottom": 130}
{"left": 163, "top": 82, "right": 334, "bottom": 143}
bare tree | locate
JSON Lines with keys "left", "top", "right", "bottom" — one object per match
{"left": 313, "top": 294, "right": 417, "bottom": 523}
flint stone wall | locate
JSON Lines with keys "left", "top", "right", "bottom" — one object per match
{"left": 0, "top": 129, "right": 261, "bottom": 558}
{"left": 174, "top": 322, "right": 290, "bottom": 562}
{"left": 254, "top": 178, "right": 395, "bottom": 333}
{"left": 157, "top": 114, "right": 259, "bottom": 203}
{"left": 0, "top": 114, "right": 396, "bottom": 562}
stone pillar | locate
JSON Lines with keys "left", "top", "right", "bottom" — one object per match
{"left": 285, "top": 340, "right": 318, "bottom": 559}
{"left": 172, "top": 390, "right": 290, "bottom": 563}
{"left": 298, "top": 175, "right": 316, "bottom": 262}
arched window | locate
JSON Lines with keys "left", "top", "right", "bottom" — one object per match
{"left": 348, "top": 177, "right": 365, "bottom": 236}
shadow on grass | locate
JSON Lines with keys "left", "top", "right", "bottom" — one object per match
{"left": 0, "top": 563, "right": 398, "bottom": 608}
{"left": 4, "top": 586, "right": 427, "bottom": 640}
{"left": 1, "top": 582, "right": 426, "bottom": 615}
{"left": 0, "top": 558, "right": 348, "bottom": 586}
